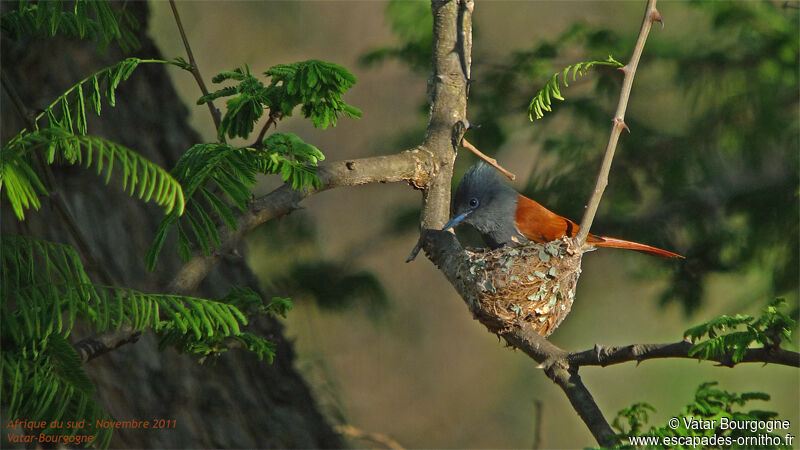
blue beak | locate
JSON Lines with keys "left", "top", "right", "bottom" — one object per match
{"left": 442, "top": 209, "right": 473, "bottom": 231}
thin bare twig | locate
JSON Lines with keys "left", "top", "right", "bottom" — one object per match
{"left": 531, "top": 399, "right": 543, "bottom": 449}
{"left": 335, "top": 424, "right": 403, "bottom": 450}
{"left": 169, "top": 0, "right": 223, "bottom": 135}
{"left": 575, "top": 0, "right": 661, "bottom": 246}
{"left": 461, "top": 138, "right": 515, "bottom": 180}
{"left": 252, "top": 109, "right": 279, "bottom": 147}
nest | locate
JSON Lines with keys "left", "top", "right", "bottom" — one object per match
{"left": 463, "top": 239, "right": 583, "bottom": 337}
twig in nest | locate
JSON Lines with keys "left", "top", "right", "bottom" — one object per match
{"left": 461, "top": 138, "right": 515, "bottom": 181}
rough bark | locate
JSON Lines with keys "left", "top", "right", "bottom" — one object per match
{"left": 1, "top": 4, "right": 341, "bottom": 448}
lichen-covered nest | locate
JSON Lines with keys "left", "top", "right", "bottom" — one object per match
{"left": 463, "top": 239, "right": 583, "bottom": 337}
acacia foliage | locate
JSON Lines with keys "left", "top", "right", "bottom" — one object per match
{"left": 1, "top": 1, "right": 362, "bottom": 447}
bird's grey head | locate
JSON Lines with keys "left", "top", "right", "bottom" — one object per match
{"left": 444, "top": 163, "right": 521, "bottom": 248}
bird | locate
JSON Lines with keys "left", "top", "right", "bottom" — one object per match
{"left": 443, "top": 163, "right": 683, "bottom": 258}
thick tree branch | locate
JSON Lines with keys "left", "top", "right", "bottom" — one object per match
{"left": 418, "top": 0, "right": 472, "bottom": 230}
{"left": 167, "top": 151, "right": 431, "bottom": 294}
{"left": 569, "top": 340, "right": 800, "bottom": 368}
{"left": 574, "top": 0, "right": 661, "bottom": 246}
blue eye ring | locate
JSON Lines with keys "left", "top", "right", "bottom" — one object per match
{"left": 468, "top": 197, "right": 479, "bottom": 208}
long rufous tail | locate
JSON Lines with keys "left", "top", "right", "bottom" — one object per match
{"left": 588, "top": 235, "right": 684, "bottom": 259}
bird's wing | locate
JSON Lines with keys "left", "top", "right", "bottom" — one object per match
{"left": 514, "top": 195, "right": 581, "bottom": 243}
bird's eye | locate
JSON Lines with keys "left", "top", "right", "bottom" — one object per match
{"left": 469, "top": 197, "right": 479, "bottom": 208}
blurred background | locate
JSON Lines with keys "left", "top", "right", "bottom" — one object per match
{"left": 149, "top": 1, "right": 798, "bottom": 448}
{"left": 7, "top": 0, "right": 788, "bottom": 448}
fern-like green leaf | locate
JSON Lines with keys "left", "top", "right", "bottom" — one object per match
{"left": 265, "top": 60, "right": 362, "bottom": 129}
{"left": 1, "top": 0, "right": 140, "bottom": 53}
{"left": 1, "top": 128, "right": 185, "bottom": 220}
{"left": 266, "top": 297, "right": 293, "bottom": 318}
{"left": 146, "top": 136, "right": 323, "bottom": 270}
{"left": 2, "top": 235, "right": 282, "bottom": 449}
{"left": 1, "top": 354, "right": 113, "bottom": 447}
{"left": 262, "top": 132, "right": 325, "bottom": 189}
{"left": 145, "top": 143, "right": 256, "bottom": 270}
{"left": 683, "top": 313, "right": 753, "bottom": 341}
{"left": 204, "top": 60, "right": 361, "bottom": 140}
{"left": 2, "top": 236, "right": 202, "bottom": 352}
{"left": 0, "top": 139, "right": 47, "bottom": 220}
{"left": 527, "top": 55, "right": 623, "bottom": 122}
{"left": 1, "top": 235, "right": 91, "bottom": 329}
{"left": 29, "top": 58, "right": 170, "bottom": 137}
{"left": 613, "top": 381, "right": 782, "bottom": 445}
{"left": 6, "top": 282, "right": 263, "bottom": 362}
{"left": 683, "top": 298, "right": 796, "bottom": 363}
{"left": 232, "top": 332, "right": 277, "bottom": 362}
{"left": 202, "top": 66, "right": 268, "bottom": 140}
{"left": 46, "top": 334, "right": 94, "bottom": 394}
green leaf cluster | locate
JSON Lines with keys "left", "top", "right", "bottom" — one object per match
{"left": 684, "top": 299, "right": 796, "bottom": 363}
{"left": 32, "top": 57, "right": 152, "bottom": 134}
{"left": 614, "top": 382, "right": 785, "bottom": 448}
{"left": 200, "top": 60, "right": 362, "bottom": 140}
{"left": 0, "top": 58, "right": 185, "bottom": 220}
{"left": 1, "top": 128, "right": 185, "bottom": 220}
{"left": 2, "top": 3, "right": 315, "bottom": 445}
{"left": 160, "top": 288, "right": 291, "bottom": 362}
{"left": 1, "top": 0, "right": 140, "bottom": 53}
{"left": 2, "top": 235, "right": 277, "bottom": 446}
{"left": 528, "top": 56, "right": 623, "bottom": 121}
{"left": 145, "top": 135, "right": 323, "bottom": 270}
{"left": 2, "top": 347, "right": 114, "bottom": 447}
{"left": 261, "top": 132, "right": 325, "bottom": 189}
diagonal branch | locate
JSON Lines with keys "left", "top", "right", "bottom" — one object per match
{"left": 78, "top": 152, "right": 431, "bottom": 363}
{"left": 167, "top": 151, "right": 431, "bottom": 294}
{"left": 500, "top": 324, "right": 620, "bottom": 446}
{"left": 461, "top": 138, "right": 515, "bottom": 180}
{"left": 74, "top": 324, "right": 142, "bottom": 363}
{"left": 574, "top": 0, "right": 661, "bottom": 246}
